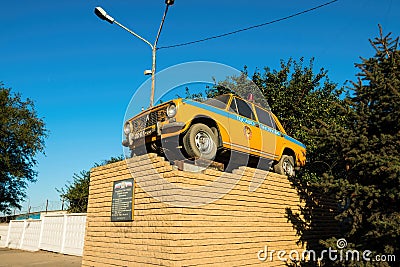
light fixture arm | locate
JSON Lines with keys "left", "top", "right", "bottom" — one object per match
{"left": 149, "top": 4, "right": 170, "bottom": 107}
{"left": 154, "top": 4, "right": 170, "bottom": 49}
{"left": 113, "top": 20, "right": 154, "bottom": 50}
{"left": 95, "top": 2, "right": 174, "bottom": 108}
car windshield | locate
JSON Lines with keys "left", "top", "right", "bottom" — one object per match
{"left": 202, "top": 95, "right": 230, "bottom": 110}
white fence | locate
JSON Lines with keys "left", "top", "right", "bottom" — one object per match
{"left": 0, "top": 224, "right": 9, "bottom": 247}
{"left": 2, "top": 213, "right": 86, "bottom": 256}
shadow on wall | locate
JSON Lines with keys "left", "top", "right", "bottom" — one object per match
{"left": 285, "top": 173, "right": 340, "bottom": 266}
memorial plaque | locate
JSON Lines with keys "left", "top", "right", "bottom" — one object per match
{"left": 111, "top": 178, "right": 134, "bottom": 221}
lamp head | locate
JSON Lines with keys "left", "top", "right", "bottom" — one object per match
{"left": 165, "top": 0, "right": 175, "bottom": 5}
{"left": 94, "top": 7, "right": 115, "bottom": 24}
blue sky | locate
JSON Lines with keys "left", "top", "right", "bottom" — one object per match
{"left": 1, "top": 0, "right": 399, "bottom": 212}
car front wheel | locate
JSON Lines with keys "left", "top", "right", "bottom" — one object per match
{"left": 183, "top": 123, "right": 218, "bottom": 161}
{"left": 274, "top": 155, "right": 295, "bottom": 177}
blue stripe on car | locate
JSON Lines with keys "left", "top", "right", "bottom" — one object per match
{"left": 283, "top": 135, "right": 306, "bottom": 148}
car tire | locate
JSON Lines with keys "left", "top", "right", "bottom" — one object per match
{"left": 274, "top": 155, "right": 295, "bottom": 177}
{"left": 183, "top": 123, "right": 218, "bottom": 160}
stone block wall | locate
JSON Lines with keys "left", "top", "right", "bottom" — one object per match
{"left": 82, "top": 154, "right": 303, "bottom": 266}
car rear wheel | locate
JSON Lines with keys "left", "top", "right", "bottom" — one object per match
{"left": 274, "top": 155, "right": 295, "bottom": 177}
{"left": 183, "top": 123, "right": 218, "bottom": 160}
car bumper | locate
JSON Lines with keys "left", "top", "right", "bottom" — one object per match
{"left": 160, "top": 121, "right": 185, "bottom": 134}
{"left": 122, "top": 121, "right": 185, "bottom": 147}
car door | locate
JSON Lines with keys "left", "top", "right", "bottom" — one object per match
{"left": 228, "top": 97, "right": 262, "bottom": 156}
{"left": 254, "top": 106, "right": 280, "bottom": 160}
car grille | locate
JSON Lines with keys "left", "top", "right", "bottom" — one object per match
{"left": 132, "top": 109, "right": 167, "bottom": 132}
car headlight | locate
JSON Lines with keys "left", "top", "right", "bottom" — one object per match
{"left": 123, "top": 122, "right": 131, "bottom": 135}
{"left": 166, "top": 104, "right": 177, "bottom": 118}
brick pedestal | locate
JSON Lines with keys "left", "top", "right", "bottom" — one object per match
{"left": 82, "top": 154, "right": 302, "bottom": 266}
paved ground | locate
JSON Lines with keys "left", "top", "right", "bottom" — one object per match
{"left": 0, "top": 248, "right": 82, "bottom": 267}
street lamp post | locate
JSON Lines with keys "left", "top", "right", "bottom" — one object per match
{"left": 94, "top": 0, "right": 175, "bottom": 107}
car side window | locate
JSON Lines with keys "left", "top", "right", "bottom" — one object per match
{"left": 255, "top": 106, "right": 276, "bottom": 129}
{"left": 235, "top": 98, "right": 255, "bottom": 120}
{"left": 229, "top": 97, "right": 238, "bottom": 113}
{"left": 203, "top": 94, "right": 230, "bottom": 110}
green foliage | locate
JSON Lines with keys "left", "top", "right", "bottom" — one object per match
{"left": 252, "top": 58, "right": 347, "bottom": 153}
{"left": 0, "top": 84, "right": 47, "bottom": 214}
{"left": 315, "top": 26, "right": 400, "bottom": 265}
{"left": 59, "top": 170, "right": 90, "bottom": 213}
{"left": 58, "top": 155, "right": 124, "bottom": 213}
{"left": 212, "top": 67, "right": 272, "bottom": 111}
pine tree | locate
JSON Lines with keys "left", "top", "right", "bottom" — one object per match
{"left": 345, "top": 24, "right": 399, "bottom": 258}
{"left": 318, "top": 25, "right": 400, "bottom": 266}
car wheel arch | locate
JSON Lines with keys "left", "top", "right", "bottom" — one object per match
{"left": 185, "top": 116, "right": 223, "bottom": 147}
{"left": 278, "top": 147, "right": 296, "bottom": 165}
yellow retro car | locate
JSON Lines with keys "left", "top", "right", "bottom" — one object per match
{"left": 122, "top": 94, "right": 306, "bottom": 176}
